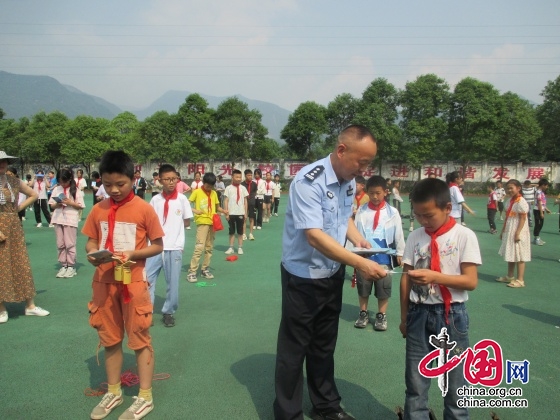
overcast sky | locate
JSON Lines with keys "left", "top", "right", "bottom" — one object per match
{"left": 1, "top": 0, "right": 559, "bottom": 111}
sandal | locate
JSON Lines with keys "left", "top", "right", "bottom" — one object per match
{"left": 496, "top": 276, "right": 515, "bottom": 283}
{"left": 507, "top": 279, "right": 525, "bottom": 288}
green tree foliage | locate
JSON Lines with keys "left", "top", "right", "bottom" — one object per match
{"left": 448, "top": 77, "right": 501, "bottom": 168}
{"left": 536, "top": 75, "right": 560, "bottom": 161}
{"left": 176, "top": 94, "right": 215, "bottom": 162}
{"left": 110, "top": 112, "right": 141, "bottom": 154}
{"left": 325, "top": 93, "right": 360, "bottom": 150}
{"left": 281, "top": 101, "right": 328, "bottom": 161}
{"left": 491, "top": 92, "right": 541, "bottom": 167}
{"left": 355, "top": 78, "right": 401, "bottom": 162}
{"left": 213, "top": 97, "right": 268, "bottom": 162}
{"left": 399, "top": 74, "right": 451, "bottom": 170}
{"left": 137, "top": 111, "right": 184, "bottom": 164}
{"left": 24, "top": 111, "right": 69, "bottom": 170}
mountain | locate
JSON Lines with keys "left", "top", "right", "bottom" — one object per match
{"left": 0, "top": 71, "right": 119, "bottom": 120}
{"left": 134, "top": 90, "right": 291, "bottom": 142}
{"left": 0, "top": 70, "right": 291, "bottom": 142}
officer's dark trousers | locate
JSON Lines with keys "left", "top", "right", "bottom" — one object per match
{"left": 274, "top": 264, "right": 345, "bottom": 420}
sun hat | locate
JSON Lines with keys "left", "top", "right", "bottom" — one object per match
{"left": 0, "top": 151, "right": 18, "bottom": 163}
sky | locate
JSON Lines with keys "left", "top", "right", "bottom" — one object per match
{"left": 1, "top": 0, "right": 559, "bottom": 111}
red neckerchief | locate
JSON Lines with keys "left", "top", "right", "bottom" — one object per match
{"left": 355, "top": 191, "right": 366, "bottom": 206}
{"left": 425, "top": 217, "right": 456, "bottom": 324}
{"left": 234, "top": 183, "right": 241, "bottom": 203}
{"left": 105, "top": 191, "right": 135, "bottom": 252}
{"left": 266, "top": 180, "right": 271, "bottom": 193}
{"left": 77, "top": 176, "right": 82, "bottom": 183}
{"left": 37, "top": 178, "right": 43, "bottom": 192}
{"left": 368, "top": 201, "right": 386, "bottom": 231}
{"left": 505, "top": 194, "right": 521, "bottom": 224}
{"left": 194, "top": 181, "right": 201, "bottom": 189}
{"left": 205, "top": 189, "right": 212, "bottom": 214}
{"left": 448, "top": 182, "right": 458, "bottom": 188}
{"left": 162, "top": 188, "right": 178, "bottom": 225}
{"left": 246, "top": 181, "right": 251, "bottom": 195}
{"left": 63, "top": 187, "right": 68, "bottom": 196}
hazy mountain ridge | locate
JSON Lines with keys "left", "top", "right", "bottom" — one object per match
{"left": 0, "top": 71, "right": 291, "bottom": 141}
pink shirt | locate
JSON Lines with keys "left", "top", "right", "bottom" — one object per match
{"left": 48, "top": 185, "right": 85, "bottom": 227}
{"left": 176, "top": 180, "right": 191, "bottom": 194}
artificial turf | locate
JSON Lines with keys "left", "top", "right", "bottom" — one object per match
{"left": 1, "top": 194, "right": 559, "bottom": 419}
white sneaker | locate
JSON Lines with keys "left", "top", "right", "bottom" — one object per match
{"left": 187, "top": 272, "right": 198, "bottom": 283}
{"left": 238, "top": 248, "right": 244, "bottom": 255}
{"left": 56, "top": 266, "right": 68, "bottom": 278}
{"left": 25, "top": 306, "right": 50, "bottom": 317}
{"left": 36, "top": 223, "right": 42, "bottom": 228}
{"left": 274, "top": 213, "right": 278, "bottom": 217}
{"left": 409, "top": 226, "right": 414, "bottom": 232}
{"left": 22, "top": 217, "right": 26, "bottom": 221}
{"left": 64, "top": 267, "right": 77, "bottom": 277}
{"left": 242, "top": 234, "right": 247, "bottom": 240}
{"left": 91, "top": 392, "right": 123, "bottom": 419}
{"left": 118, "top": 396, "right": 153, "bottom": 420}
{"left": 461, "top": 222, "right": 466, "bottom": 226}
{"left": 186, "top": 226, "right": 191, "bottom": 230}
{"left": 49, "top": 223, "right": 55, "bottom": 228}
{"left": 256, "top": 226, "right": 262, "bottom": 230}
{"left": 225, "top": 247, "right": 234, "bottom": 255}
{"left": 0, "top": 310, "right": 8, "bottom": 324}
{"left": 249, "top": 233, "right": 255, "bottom": 241}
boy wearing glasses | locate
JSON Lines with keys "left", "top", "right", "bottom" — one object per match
{"left": 145, "top": 165, "right": 193, "bottom": 327}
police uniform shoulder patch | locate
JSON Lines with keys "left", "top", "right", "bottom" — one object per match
{"left": 303, "top": 165, "right": 324, "bottom": 182}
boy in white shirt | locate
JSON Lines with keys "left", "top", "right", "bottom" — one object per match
{"left": 145, "top": 164, "right": 193, "bottom": 327}
{"left": 263, "top": 171, "right": 276, "bottom": 222}
{"left": 223, "top": 169, "right": 248, "bottom": 255}
{"left": 272, "top": 174, "right": 281, "bottom": 216}
{"left": 400, "top": 177, "right": 481, "bottom": 419}
{"left": 494, "top": 181, "right": 506, "bottom": 220}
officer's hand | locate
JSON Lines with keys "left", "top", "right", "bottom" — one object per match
{"left": 356, "top": 259, "right": 386, "bottom": 282}
{"left": 399, "top": 321, "right": 407, "bottom": 338}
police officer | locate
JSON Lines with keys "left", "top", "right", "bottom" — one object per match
{"left": 274, "top": 125, "right": 387, "bottom": 420}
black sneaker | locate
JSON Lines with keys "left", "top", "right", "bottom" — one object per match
{"left": 162, "top": 314, "right": 175, "bottom": 327}
{"left": 310, "top": 407, "right": 356, "bottom": 420}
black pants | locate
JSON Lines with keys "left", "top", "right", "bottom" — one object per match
{"left": 273, "top": 197, "right": 280, "bottom": 214}
{"left": 255, "top": 198, "right": 264, "bottom": 227}
{"left": 487, "top": 208, "right": 497, "bottom": 230}
{"left": 34, "top": 199, "right": 51, "bottom": 224}
{"left": 274, "top": 264, "right": 345, "bottom": 420}
{"left": 392, "top": 199, "right": 401, "bottom": 215}
{"left": 533, "top": 210, "right": 544, "bottom": 237}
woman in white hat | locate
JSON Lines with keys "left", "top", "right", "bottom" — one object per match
{"left": 0, "top": 151, "right": 50, "bottom": 323}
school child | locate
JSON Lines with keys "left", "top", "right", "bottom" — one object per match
{"left": 49, "top": 168, "right": 85, "bottom": 278}
{"left": 190, "top": 171, "right": 203, "bottom": 191}
{"left": 150, "top": 172, "right": 162, "bottom": 198}
{"left": 353, "top": 176, "right": 405, "bottom": 331}
{"left": 75, "top": 169, "right": 88, "bottom": 220}
{"left": 272, "top": 173, "right": 282, "bottom": 216}
{"left": 496, "top": 179, "right": 531, "bottom": 288}
{"left": 187, "top": 172, "right": 227, "bottom": 282}
{"left": 215, "top": 175, "right": 225, "bottom": 207}
{"left": 242, "top": 169, "right": 257, "bottom": 241}
{"left": 175, "top": 172, "right": 191, "bottom": 195}
{"left": 446, "top": 171, "right": 475, "bottom": 223}
{"left": 145, "top": 164, "right": 193, "bottom": 327}
{"left": 352, "top": 175, "right": 368, "bottom": 216}
{"left": 262, "top": 171, "right": 276, "bottom": 222}
{"left": 532, "top": 178, "right": 551, "bottom": 246}
{"left": 494, "top": 181, "right": 506, "bottom": 220}
{"left": 521, "top": 180, "right": 536, "bottom": 227}
{"left": 46, "top": 170, "right": 57, "bottom": 200}
{"left": 254, "top": 168, "right": 265, "bottom": 229}
{"left": 392, "top": 179, "right": 404, "bottom": 216}
{"left": 487, "top": 183, "right": 498, "bottom": 234}
{"left": 224, "top": 169, "right": 248, "bottom": 255}
{"left": 32, "top": 171, "right": 52, "bottom": 227}
{"left": 400, "top": 178, "right": 481, "bottom": 419}
{"left": 91, "top": 171, "right": 102, "bottom": 206}
{"left": 82, "top": 151, "right": 164, "bottom": 420}
{"left": 385, "top": 178, "right": 392, "bottom": 203}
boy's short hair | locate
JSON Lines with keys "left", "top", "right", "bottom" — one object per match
{"left": 244, "top": 169, "right": 253, "bottom": 176}
{"left": 203, "top": 172, "right": 217, "bottom": 186}
{"left": 158, "top": 164, "right": 176, "bottom": 177}
{"left": 355, "top": 175, "right": 366, "bottom": 186}
{"left": 99, "top": 151, "right": 134, "bottom": 179}
{"left": 152, "top": 171, "right": 158, "bottom": 177}
{"left": 537, "top": 178, "right": 549, "bottom": 187}
{"left": 232, "top": 169, "right": 242, "bottom": 176}
{"left": 366, "top": 175, "right": 386, "bottom": 191}
{"left": 410, "top": 178, "right": 450, "bottom": 210}
{"left": 523, "top": 180, "right": 531, "bottom": 186}
{"left": 254, "top": 168, "right": 262, "bottom": 177}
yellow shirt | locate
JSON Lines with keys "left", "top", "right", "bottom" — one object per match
{"left": 189, "top": 188, "right": 218, "bottom": 225}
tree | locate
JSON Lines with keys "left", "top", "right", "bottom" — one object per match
{"left": 399, "top": 74, "right": 451, "bottom": 174}
{"left": 137, "top": 111, "right": 183, "bottom": 164}
{"left": 536, "top": 75, "right": 560, "bottom": 161}
{"left": 23, "top": 111, "right": 69, "bottom": 170}
{"left": 213, "top": 97, "right": 268, "bottom": 163}
{"left": 176, "top": 93, "right": 215, "bottom": 162}
{"left": 63, "top": 115, "right": 112, "bottom": 176}
{"left": 448, "top": 77, "right": 501, "bottom": 171}
{"left": 251, "top": 137, "right": 282, "bottom": 161}
{"left": 281, "top": 101, "right": 328, "bottom": 161}
{"left": 355, "top": 78, "right": 402, "bottom": 164}
{"left": 491, "top": 92, "right": 541, "bottom": 167}
{"left": 110, "top": 112, "right": 141, "bottom": 153}
{"left": 325, "top": 93, "right": 361, "bottom": 149}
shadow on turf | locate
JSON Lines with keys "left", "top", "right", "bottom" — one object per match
{"left": 85, "top": 352, "right": 139, "bottom": 396}
{"left": 502, "top": 304, "right": 560, "bottom": 326}
{"left": 230, "top": 353, "right": 394, "bottom": 419}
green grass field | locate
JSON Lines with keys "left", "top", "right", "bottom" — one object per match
{"left": 1, "top": 195, "right": 559, "bottom": 419}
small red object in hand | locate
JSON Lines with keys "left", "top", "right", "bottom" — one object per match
{"left": 351, "top": 269, "right": 357, "bottom": 288}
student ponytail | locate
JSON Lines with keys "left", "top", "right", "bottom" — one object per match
{"left": 58, "top": 168, "right": 77, "bottom": 200}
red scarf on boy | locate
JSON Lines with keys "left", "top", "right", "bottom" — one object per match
{"left": 105, "top": 191, "right": 135, "bottom": 252}
{"left": 368, "top": 201, "right": 386, "bottom": 231}
{"left": 425, "top": 217, "right": 456, "bottom": 324}
{"left": 162, "top": 188, "right": 178, "bottom": 225}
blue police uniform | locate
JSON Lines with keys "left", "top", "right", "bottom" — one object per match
{"left": 274, "top": 155, "right": 356, "bottom": 420}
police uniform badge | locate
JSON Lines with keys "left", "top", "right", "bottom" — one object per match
{"left": 347, "top": 185, "right": 354, "bottom": 196}
{"left": 304, "top": 166, "right": 324, "bottom": 182}
{"left": 326, "top": 191, "right": 334, "bottom": 199}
